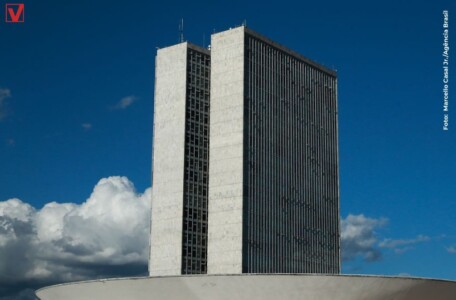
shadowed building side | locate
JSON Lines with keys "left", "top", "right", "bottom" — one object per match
{"left": 242, "top": 28, "right": 340, "bottom": 274}
{"left": 207, "top": 26, "right": 340, "bottom": 274}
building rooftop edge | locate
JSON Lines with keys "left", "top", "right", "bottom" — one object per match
{"left": 155, "top": 28, "right": 337, "bottom": 77}
{"left": 156, "top": 42, "right": 210, "bottom": 55}
{"left": 243, "top": 27, "right": 337, "bottom": 77}
{"left": 187, "top": 42, "right": 210, "bottom": 55}
{"left": 210, "top": 26, "right": 337, "bottom": 77}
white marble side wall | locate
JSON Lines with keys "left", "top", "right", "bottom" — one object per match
{"left": 207, "top": 27, "right": 245, "bottom": 274}
{"left": 149, "top": 43, "right": 187, "bottom": 276}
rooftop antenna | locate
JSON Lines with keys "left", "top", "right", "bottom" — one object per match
{"left": 179, "top": 18, "right": 184, "bottom": 43}
{"left": 242, "top": 19, "right": 247, "bottom": 27}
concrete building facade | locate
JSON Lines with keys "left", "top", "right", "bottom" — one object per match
{"left": 207, "top": 27, "right": 340, "bottom": 274}
{"left": 150, "top": 26, "right": 340, "bottom": 276}
{"left": 207, "top": 27, "right": 246, "bottom": 274}
{"left": 150, "top": 42, "right": 211, "bottom": 276}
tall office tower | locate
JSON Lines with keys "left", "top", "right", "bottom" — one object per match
{"left": 150, "top": 42, "right": 211, "bottom": 275}
{"left": 207, "top": 27, "right": 340, "bottom": 274}
{"left": 150, "top": 26, "right": 339, "bottom": 277}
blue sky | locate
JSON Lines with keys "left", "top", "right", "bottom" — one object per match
{"left": 0, "top": 0, "right": 455, "bottom": 298}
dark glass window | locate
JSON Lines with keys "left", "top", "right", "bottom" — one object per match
{"left": 181, "top": 47, "right": 211, "bottom": 274}
{"left": 242, "top": 34, "right": 340, "bottom": 274}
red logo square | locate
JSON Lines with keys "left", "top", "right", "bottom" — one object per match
{"left": 5, "top": 4, "right": 25, "bottom": 23}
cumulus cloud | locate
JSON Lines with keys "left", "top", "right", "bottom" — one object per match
{"left": 340, "top": 214, "right": 388, "bottom": 262}
{"left": 0, "top": 88, "right": 12, "bottom": 121}
{"left": 111, "top": 96, "right": 137, "bottom": 110}
{"left": 0, "top": 177, "right": 151, "bottom": 298}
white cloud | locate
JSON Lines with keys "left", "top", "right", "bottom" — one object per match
{"left": 340, "top": 214, "right": 388, "bottom": 262}
{"left": 341, "top": 214, "right": 434, "bottom": 261}
{"left": 112, "top": 96, "right": 137, "bottom": 110}
{"left": 81, "top": 123, "right": 92, "bottom": 130}
{"left": 0, "top": 176, "right": 151, "bottom": 297}
{"left": 447, "top": 246, "right": 456, "bottom": 254}
{"left": 0, "top": 88, "right": 12, "bottom": 121}
{"left": 393, "top": 246, "right": 414, "bottom": 254}
{"left": 379, "top": 235, "right": 430, "bottom": 254}
{"left": 1, "top": 188, "right": 437, "bottom": 299}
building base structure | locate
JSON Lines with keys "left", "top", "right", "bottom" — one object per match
{"left": 36, "top": 274, "right": 456, "bottom": 300}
